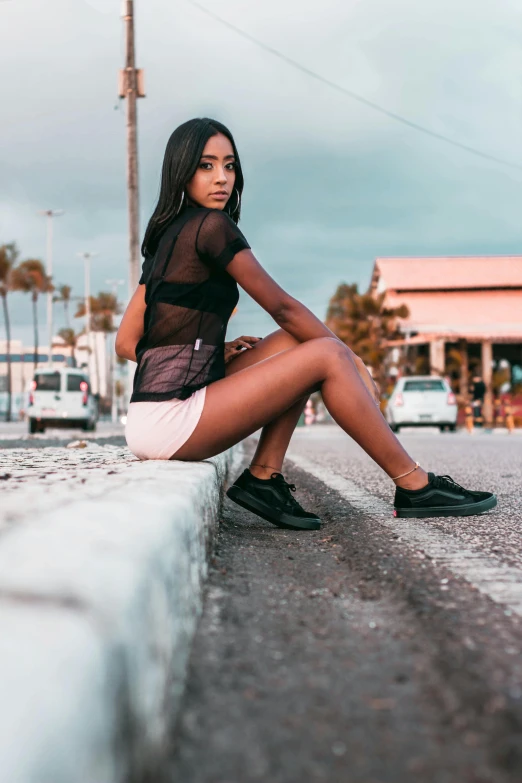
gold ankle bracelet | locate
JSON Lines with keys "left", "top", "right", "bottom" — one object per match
{"left": 249, "top": 462, "right": 282, "bottom": 474}
{"left": 391, "top": 461, "right": 420, "bottom": 481}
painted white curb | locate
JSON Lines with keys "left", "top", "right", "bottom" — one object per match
{"left": 0, "top": 444, "right": 243, "bottom": 783}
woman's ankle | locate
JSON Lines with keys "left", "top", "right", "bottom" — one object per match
{"left": 249, "top": 463, "right": 282, "bottom": 480}
{"left": 394, "top": 468, "right": 429, "bottom": 491}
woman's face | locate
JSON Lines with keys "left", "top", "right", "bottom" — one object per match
{"left": 186, "top": 132, "right": 237, "bottom": 211}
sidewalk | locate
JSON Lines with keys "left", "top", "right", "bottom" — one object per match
{"left": 0, "top": 440, "right": 242, "bottom": 783}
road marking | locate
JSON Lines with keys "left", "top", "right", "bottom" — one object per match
{"left": 288, "top": 452, "right": 522, "bottom": 618}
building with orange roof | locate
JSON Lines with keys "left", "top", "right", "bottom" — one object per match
{"left": 370, "top": 256, "right": 522, "bottom": 422}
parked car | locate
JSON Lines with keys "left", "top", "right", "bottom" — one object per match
{"left": 27, "top": 368, "right": 98, "bottom": 434}
{"left": 386, "top": 375, "right": 457, "bottom": 433}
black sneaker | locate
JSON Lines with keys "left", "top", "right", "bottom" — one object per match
{"left": 394, "top": 472, "right": 497, "bottom": 518}
{"left": 226, "top": 469, "right": 321, "bottom": 530}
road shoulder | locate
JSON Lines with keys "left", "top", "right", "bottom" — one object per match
{"left": 168, "top": 446, "right": 522, "bottom": 782}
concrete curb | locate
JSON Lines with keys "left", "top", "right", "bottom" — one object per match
{"left": 0, "top": 443, "right": 243, "bottom": 783}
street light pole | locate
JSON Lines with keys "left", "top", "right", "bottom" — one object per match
{"left": 38, "top": 209, "right": 64, "bottom": 366}
{"left": 120, "top": 0, "right": 145, "bottom": 296}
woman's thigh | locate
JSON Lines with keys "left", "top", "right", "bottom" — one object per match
{"left": 172, "top": 336, "right": 342, "bottom": 462}
{"left": 224, "top": 328, "right": 299, "bottom": 377}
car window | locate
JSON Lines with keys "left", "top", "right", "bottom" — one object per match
{"left": 403, "top": 380, "right": 445, "bottom": 392}
{"left": 66, "top": 374, "right": 88, "bottom": 392}
{"left": 34, "top": 372, "right": 61, "bottom": 391}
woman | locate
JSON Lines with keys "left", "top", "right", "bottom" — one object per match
{"left": 116, "top": 117, "right": 496, "bottom": 531}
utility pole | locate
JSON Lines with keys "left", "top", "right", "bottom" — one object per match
{"left": 38, "top": 209, "right": 64, "bottom": 366}
{"left": 119, "top": 0, "right": 145, "bottom": 296}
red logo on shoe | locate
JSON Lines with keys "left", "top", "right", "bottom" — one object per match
{"left": 393, "top": 510, "right": 397, "bottom": 517}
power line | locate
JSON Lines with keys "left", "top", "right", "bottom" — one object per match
{"left": 185, "top": 0, "right": 522, "bottom": 173}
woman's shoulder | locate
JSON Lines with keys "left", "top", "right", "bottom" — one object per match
{"left": 191, "top": 206, "right": 234, "bottom": 222}
{"left": 161, "top": 205, "right": 218, "bottom": 237}
{"left": 195, "top": 207, "right": 246, "bottom": 235}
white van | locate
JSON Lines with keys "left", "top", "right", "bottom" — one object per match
{"left": 27, "top": 368, "right": 98, "bottom": 434}
{"left": 386, "top": 375, "right": 458, "bottom": 433}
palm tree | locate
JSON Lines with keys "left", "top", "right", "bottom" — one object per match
{"left": 96, "top": 293, "right": 123, "bottom": 413}
{"left": 53, "top": 284, "right": 72, "bottom": 328}
{"left": 52, "top": 327, "right": 86, "bottom": 367}
{"left": 0, "top": 243, "right": 19, "bottom": 421}
{"left": 75, "top": 292, "right": 122, "bottom": 402}
{"left": 11, "top": 259, "right": 53, "bottom": 372}
{"left": 325, "top": 283, "right": 409, "bottom": 392}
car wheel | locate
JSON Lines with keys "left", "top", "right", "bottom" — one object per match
{"left": 390, "top": 423, "right": 399, "bottom": 433}
{"left": 439, "top": 426, "right": 446, "bottom": 432}
{"left": 448, "top": 424, "right": 456, "bottom": 432}
{"left": 29, "top": 419, "right": 37, "bottom": 434}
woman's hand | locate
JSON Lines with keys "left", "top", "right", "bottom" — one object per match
{"left": 224, "top": 335, "right": 262, "bottom": 364}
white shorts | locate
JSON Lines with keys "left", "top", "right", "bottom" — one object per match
{"left": 125, "top": 386, "right": 207, "bottom": 460}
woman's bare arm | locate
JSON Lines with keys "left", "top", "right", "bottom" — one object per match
{"left": 115, "top": 284, "right": 146, "bottom": 362}
{"left": 227, "top": 249, "right": 337, "bottom": 342}
{"left": 226, "top": 249, "right": 380, "bottom": 403}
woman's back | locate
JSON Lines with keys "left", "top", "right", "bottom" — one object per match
{"left": 131, "top": 203, "right": 250, "bottom": 402}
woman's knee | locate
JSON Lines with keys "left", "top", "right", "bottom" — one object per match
{"left": 311, "top": 337, "right": 348, "bottom": 359}
{"left": 303, "top": 337, "right": 353, "bottom": 376}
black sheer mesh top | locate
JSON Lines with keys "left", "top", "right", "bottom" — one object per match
{"left": 131, "top": 203, "right": 251, "bottom": 403}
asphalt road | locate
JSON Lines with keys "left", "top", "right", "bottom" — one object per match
{"left": 167, "top": 427, "right": 522, "bottom": 783}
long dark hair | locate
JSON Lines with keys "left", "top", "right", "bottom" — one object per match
{"left": 141, "top": 117, "right": 245, "bottom": 258}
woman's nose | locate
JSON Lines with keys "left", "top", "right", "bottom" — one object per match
{"left": 216, "top": 167, "right": 232, "bottom": 183}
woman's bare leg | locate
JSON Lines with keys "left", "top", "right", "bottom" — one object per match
{"left": 225, "top": 328, "right": 307, "bottom": 478}
{"left": 248, "top": 397, "right": 307, "bottom": 476}
{"left": 173, "top": 336, "right": 428, "bottom": 490}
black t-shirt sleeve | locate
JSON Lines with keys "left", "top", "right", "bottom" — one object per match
{"left": 138, "top": 253, "right": 154, "bottom": 285}
{"left": 195, "top": 209, "right": 250, "bottom": 271}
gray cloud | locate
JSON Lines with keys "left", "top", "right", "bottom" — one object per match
{"left": 1, "top": 0, "right": 521, "bottom": 344}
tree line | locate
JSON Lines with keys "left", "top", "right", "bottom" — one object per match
{"left": 0, "top": 242, "right": 122, "bottom": 422}
{"left": 325, "top": 282, "right": 409, "bottom": 394}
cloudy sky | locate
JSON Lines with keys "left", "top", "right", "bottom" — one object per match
{"left": 1, "top": 0, "right": 521, "bottom": 346}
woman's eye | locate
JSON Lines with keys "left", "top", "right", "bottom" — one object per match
{"left": 199, "top": 162, "right": 236, "bottom": 170}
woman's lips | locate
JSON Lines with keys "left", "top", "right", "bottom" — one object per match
{"left": 211, "top": 193, "right": 228, "bottom": 200}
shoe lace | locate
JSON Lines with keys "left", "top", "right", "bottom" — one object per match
{"left": 432, "top": 474, "right": 466, "bottom": 493}
{"left": 270, "top": 472, "right": 301, "bottom": 509}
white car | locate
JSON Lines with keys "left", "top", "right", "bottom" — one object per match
{"left": 27, "top": 368, "right": 98, "bottom": 434}
{"left": 386, "top": 375, "right": 457, "bottom": 433}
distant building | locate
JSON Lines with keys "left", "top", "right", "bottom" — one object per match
{"left": 370, "top": 256, "right": 522, "bottom": 420}
{"left": 0, "top": 333, "right": 108, "bottom": 418}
